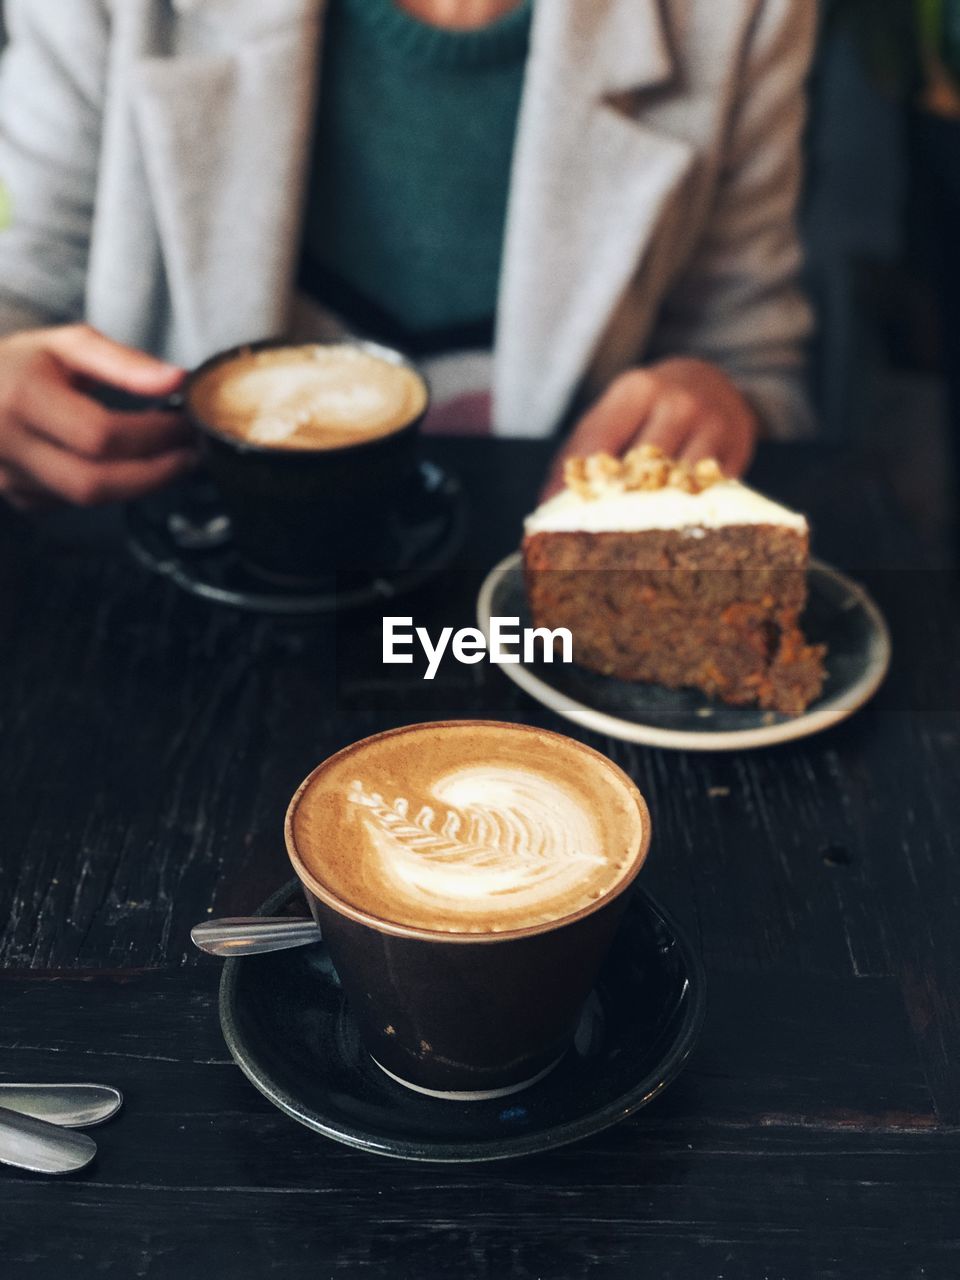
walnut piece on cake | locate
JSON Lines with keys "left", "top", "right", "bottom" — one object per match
{"left": 563, "top": 445, "right": 726, "bottom": 501}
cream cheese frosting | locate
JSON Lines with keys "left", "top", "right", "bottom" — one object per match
{"left": 524, "top": 478, "right": 808, "bottom": 535}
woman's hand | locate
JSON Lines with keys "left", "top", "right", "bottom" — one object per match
{"left": 0, "top": 324, "right": 195, "bottom": 509}
{"left": 543, "top": 357, "right": 759, "bottom": 498}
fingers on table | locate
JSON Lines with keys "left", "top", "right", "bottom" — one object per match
{"left": 568, "top": 371, "right": 662, "bottom": 457}
{"left": 558, "top": 372, "right": 726, "bottom": 465}
{"left": 625, "top": 384, "right": 751, "bottom": 477}
{"left": 542, "top": 366, "right": 754, "bottom": 500}
{"left": 634, "top": 389, "right": 704, "bottom": 458}
{"left": 680, "top": 415, "right": 754, "bottom": 476}
{"left": 540, "top": 372, "right": 661, "bottom": 496}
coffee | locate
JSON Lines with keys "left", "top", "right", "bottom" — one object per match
{"left": 285, "top": 720, "right": 651, "bottom": 1097}
{"left": 188, "top": 343, "right": 428, "bottom": 451}
{"left": 187, "top": 338, "right": 428, "bottom": 580}
{"left": 288, "top": 722, "right": 646, "bottom": 935}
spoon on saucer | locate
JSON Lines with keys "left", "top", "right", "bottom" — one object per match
{"left": 191, "top": 917, "right": 322, "bottom": 957}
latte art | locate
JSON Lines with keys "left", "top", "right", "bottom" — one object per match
{"left": 348, "top": 767, "right": 606, "bottom": 912}
{"left": 189, "top": 343, "right": 428, "bottom": 450}
{"left": 288, "top": 722, "right": 647, "bottom": 934}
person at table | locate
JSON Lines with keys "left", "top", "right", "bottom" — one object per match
{"left": 0, "top": 0, "right": 816, "bottom": 509}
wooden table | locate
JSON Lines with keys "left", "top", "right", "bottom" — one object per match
{"left": 1, "top": 439, "right": 958, "bottom": 1279}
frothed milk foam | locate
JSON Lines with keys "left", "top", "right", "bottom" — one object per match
{"left": 189, "top": 344, "right": 427, "bottom": 450}
{"left": 289, "top": 723, "right": 647, "bottom": 934}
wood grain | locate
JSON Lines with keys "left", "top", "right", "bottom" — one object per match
{"left": 0, "top": 968, "right": 954, "bottom": 1280}
{"left": 1, "top": 441, "right": 958, "bottom": 1277}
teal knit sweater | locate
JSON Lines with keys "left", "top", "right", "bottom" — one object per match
{"left": 300, "top": 0, "right": 532, "bottom": 351}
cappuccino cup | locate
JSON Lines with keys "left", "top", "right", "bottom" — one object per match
{"left": 285, "top": 720, "right": 651, "bottom": 1099}
{"left": 186, "top": 339, "right": 429, "bottom": 582}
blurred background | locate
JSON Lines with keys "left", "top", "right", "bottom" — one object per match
{"left": 0, "top": 2, "right": 957, "bottom": 555}
{"left": 806, "top": 0, "right": 960, "bottom": 561}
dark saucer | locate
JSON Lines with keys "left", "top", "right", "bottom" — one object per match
{"left": 124, "top": 460, "right": 465, "bottom": 614}
{"left": 219, "top": 881, "right": 706, "bottom": 1163}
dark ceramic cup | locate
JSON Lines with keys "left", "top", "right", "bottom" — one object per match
{"left": 284, "top": 723, "right": 652, "bottom": 1100}
{"left": 185, "top": 338, "right": 429, "bottom": 583}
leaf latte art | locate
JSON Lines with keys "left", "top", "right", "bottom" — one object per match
{"left": 289, "top": 722, "right": 647, "bottom": 933}
{"left": 347, "top": 767, "right": 606, "bottom": 909}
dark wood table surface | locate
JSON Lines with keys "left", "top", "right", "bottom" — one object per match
{"left": 1, "top": 439, "right": 958, "bottom": 1279}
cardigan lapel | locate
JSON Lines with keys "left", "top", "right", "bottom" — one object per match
{"left": 126, "top": 0, "right": 694, "bottom": 408}
{"left": 493, "top": 0, "right": 696, "bottom": 437}
{"left": 130, "top": 0, "right": 325, "bottom": 364}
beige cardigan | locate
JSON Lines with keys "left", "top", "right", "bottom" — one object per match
{"left": 0, "top": 0, "right": 816, "bottom": 438}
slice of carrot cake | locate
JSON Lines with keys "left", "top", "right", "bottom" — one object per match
{"left": 522, "top": 446, "right": 826, "bottom": 716}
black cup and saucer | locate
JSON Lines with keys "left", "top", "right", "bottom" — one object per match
{"left": 125, "top": 339, "right": 466, "bottom": 614}
{"left": 125, "top": 458, "right": 464, "bottom": 615}
{"left": 218, "top": 879, "right": 705, "bottom": 1163}
{"left": 200, "top": 722, "right": 707, "bottom": 1163}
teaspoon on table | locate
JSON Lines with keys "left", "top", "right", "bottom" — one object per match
{"left": 0, "top": 1084, "right": 123, "bottom": 1128}
{"left": 191, "top": 917, "right": 322, "bottom": 957}
{"left": 0, "top": 1105, "right": 97, "bottom": 1175}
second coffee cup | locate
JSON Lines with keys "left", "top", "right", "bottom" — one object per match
{"left": 185, "top": 338, "right": 430, "bottom": 582}
{"left": 285, "top": 720, "right": 651, "bottom": 1099}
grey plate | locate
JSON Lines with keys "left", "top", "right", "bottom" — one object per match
{"left": 219, "top": 881, "right": 705, "bottom": 1164}
{"left": 477, "top": 553, "right": 891, "bottom": 751}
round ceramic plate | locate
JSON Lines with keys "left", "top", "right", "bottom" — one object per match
{"left": 477, "top": 553, "right": 891, "bottom": 752}
{"left": 219, "top": 881, "right": 705, "bottom": 1163}
{"left": 125, "top": 460, "right": 465, "bottom": 615}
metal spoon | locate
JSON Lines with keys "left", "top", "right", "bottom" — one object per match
{"left": 191, "top": 916, "right": 322, "bottom": 957}
{"left": 0, "top": 1105, "right": 97, "bottom": 1175}
{"left": 0, "top": 1084, "right": 122, "bottom": 1129}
